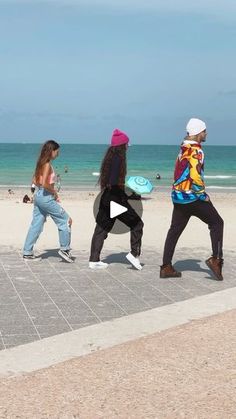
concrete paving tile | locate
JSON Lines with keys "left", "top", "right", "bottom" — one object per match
{"left": 131, "top": 286, "right": 174, "bottom": 304}
{"left": 93, "top": 277, "right": 134, "bottom": 291}
{"left": 65, "top": 314, "right": 100, "bottom": 325}
{"left": 55, "top": 303, "right": 96, "bottom": 318}
{"left": 76, "top": 287, "right": 110, "bottom": 300}
{"left": 46, "top": 292, "right": 82, "bottom": 304}
{"left": 0, "top": 314, "right": 33, "bottom": 325}
{"left": 16, "top": 286, "right": 51, "bottom": 296}
{"left": 60, "top": 273, "right": 86, "bottom": 280}
{"left": 65, "top": 280, "right": 94, "bottom": 291}
{"left": 2, "top": 334, "right": 39, "bottom": 348}
{"left": 0, "top": 282, "right": 16, "bottom": 292}
{"left": 31, "top": 315, "right": 68, "bottom": 326}
{"left": 177, "top": 287, "right": 210, "bottom": 297}
{"left": 3, "top": 269, "right": 27, "bottom": 277}
{"left": 12, "top": 284, "right": 47, "bottom": 294}
{"left": 25, "top": 304, "right": 61, "bottom": 314}
{"left": 10, "top": 277, "right": 38, "bottom": 285}
{"left": 69, "top": 318, "right": 101, "bottom": 329}
{"left": 0, "top": 311, "right": 30, "bottom": 322}
{"left": 105, "top": 296, "right": 150, "bottom": 314}
{"left": 0, "top": 295, "right": 20, "bottom": 305}
{"left": 0, "top": 325, "right": 38, "bottom": 336}
{"left": 200, "top": 279, "right": 233, "bottom": 291}
{"left": 55, "top": 267, "right": 79, "bottom": 274}
{"left": 154, "top": 281, "right": 194, "bottom": 298}
{"left": 35, "top": 324, "right": 71, "bottom": 338}
{"left": 86, "top": 302, "right": 126, "bottom": 318}
{"left": 116, "top": 276, "right": 152, "bottom": 288}
{"left": 36, "top": 281, "right": 76, "bottom": 293}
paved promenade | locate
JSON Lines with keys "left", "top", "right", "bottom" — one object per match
{"left": 0, "top": 245, "right": 236, "bottom": 418}
{"left": 0, "top": 245, "right": 235, "bottom": 350}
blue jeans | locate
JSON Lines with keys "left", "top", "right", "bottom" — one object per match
{"left": 23, "top": 188, "right": 71, "bottom": 255}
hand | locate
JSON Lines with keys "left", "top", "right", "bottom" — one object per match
{"left": 205, "top": 195, "right": 210, "bottom": 202}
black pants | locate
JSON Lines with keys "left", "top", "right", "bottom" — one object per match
{"left": 162, "top": 200, "right": 224, "bottom": 265}
{"left": 89, "top": 189, "right": 144, "bottom": 262}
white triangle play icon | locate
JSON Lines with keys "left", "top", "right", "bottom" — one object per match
{"left": 110, "top": 201, "right": 128, "bottom": 219}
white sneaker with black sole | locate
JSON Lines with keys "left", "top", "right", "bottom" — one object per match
{"left": 126, "top": 252, "right": 142, "bottom": 270}
{"left": 89, "top": 261, "right": 108, "bottom": 270}
{"left": 58, "top": 249, "right": 74, "bottom": 263}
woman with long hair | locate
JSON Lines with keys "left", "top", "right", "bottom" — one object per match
{"left": 23, "top": 140, "right": 73, "bottom": 263}
{"left": 89, "top": 129, "right": 144, "bottom": 270}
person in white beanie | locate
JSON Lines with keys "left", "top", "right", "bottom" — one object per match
{"left": 186, "top": 118, "right": 206, "bottom": 136}
{"left": 160, "top": 118, "right": 224, "bottom": 281}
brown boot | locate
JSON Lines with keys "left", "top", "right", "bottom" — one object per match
{"left": 160, "top": 264, "right": 182, "bottom": 278}
{"left": 205, "top": 257, "right": 224, "bottom": 281}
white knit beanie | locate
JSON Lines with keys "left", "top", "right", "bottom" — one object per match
{"left": 186, "top": 118, "right": 206, "bottom": 136}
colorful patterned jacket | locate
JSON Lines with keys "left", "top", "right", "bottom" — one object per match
{"left": 171, "top": 140, "right": 208, "bottom": 204}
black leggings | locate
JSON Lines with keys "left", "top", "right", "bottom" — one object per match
{"left": 89, "top": 189, "right": 144, "bottom": 262}
{"left": 162, "top": 200, "right": 224, "bottom": 265}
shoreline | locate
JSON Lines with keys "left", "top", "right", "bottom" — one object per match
{"left": 1, "top": 188, "right": 236, "bottom": 206}
{"left": 1, "top": 185, "right": 236, "bottom": 197}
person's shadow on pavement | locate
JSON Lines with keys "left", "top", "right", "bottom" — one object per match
{"left": 103, "top": 252, "right": 144, "bottom": 269}
{"left": 40, "top": 249, "right": 76, "bottom": 262}
{"left": 174, "top": 259, "right": 215, "bottom": 280}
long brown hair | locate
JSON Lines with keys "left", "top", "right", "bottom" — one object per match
{"left": 34, "top": 140, "right": 60, "bottom": 184}
{"left": 99, "top": 144, "right": 127, "bottom": 190}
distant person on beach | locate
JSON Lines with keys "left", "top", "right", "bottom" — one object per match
{"left": 31, "top": 182, "right": 36, "bottom": 194}
{"left": 64, "top": 165, "right": 68, "bottom": 173}
{"left": 56, "top": 173, "right": 61, "bottom": 192}
{"left": 156, "top": 173, "right": 161, "bottom": 180}
{"left": 23, "top": 140, "right": 73, "bottom": 263}
{"left": 23, "top": 194, "right": 31, "bottom": 203}
{"left": 89, "top": 129, "right": 144, "bottom": 270}
{"left": 30, "top": 181, "right": 36, "bottom": 202}
{"left": 160, "top": 118, "right": 224, "bottom": 280}
{"left": 8, "top": 188, "right": 14, "bottom": 195}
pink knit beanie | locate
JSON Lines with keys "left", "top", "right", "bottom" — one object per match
{"left": 110, "top": 129, "right": 129, "bottom": 147}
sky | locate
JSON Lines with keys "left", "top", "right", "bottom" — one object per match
{"left": 0, "top": 0, "right": 236, "bottom": 144}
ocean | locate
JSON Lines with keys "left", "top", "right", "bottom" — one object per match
{"left": 0, "top": 143, "right": 235, "bottom": 190}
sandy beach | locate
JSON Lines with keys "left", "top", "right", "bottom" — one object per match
{"left": 1, "top": 189, "right": 235, "bottom": 258}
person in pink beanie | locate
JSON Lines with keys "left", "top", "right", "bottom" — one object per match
{"left": 89, "top": 129, "right": 144, "bottom": 270}
{"left": 110, "top": 129, "right": 129, "bottom": 147}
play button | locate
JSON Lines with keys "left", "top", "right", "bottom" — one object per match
{"left": 110, "top": 201, "right": 128, "bottom": 218}
{"left": 93, "top": 186, "right": 143, "bottom": 235}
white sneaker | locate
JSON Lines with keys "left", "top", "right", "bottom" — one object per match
{"left": 126, "top": 252, "right": 142, "bottom": 270}
{"left": 89, "top": 261, "right": 108, "bottom": 270}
